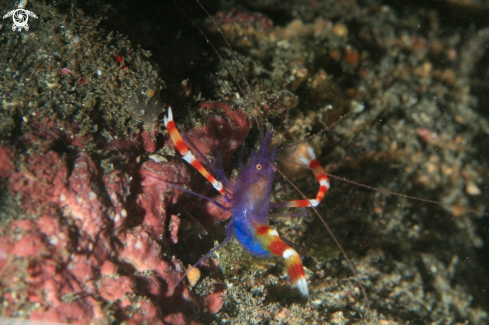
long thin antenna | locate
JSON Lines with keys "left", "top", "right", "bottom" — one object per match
{"left": 326, "top": 173, "right": 489, "bottom": 217}
{"left": 277, "top": 108, "right": 356, "bottom": 152}
{"left": 171, "top": 0, "right": 264, "bottom": 137}
{"left": 280, "top": 157, "right": 489, "bottom": 217}
{"left": 194, "top": 0, "right": 265, "bottom": 137}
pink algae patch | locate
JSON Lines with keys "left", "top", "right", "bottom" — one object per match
{"left": 0, "top": 102, "right": 250, "bottom": 324}
{"left": 11, "top": 233, "right": 46, "bottom": 257}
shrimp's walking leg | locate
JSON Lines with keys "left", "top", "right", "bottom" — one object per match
{"left": 255, "top": 224, "right": 308, "bottom": 297}
{"left": 271, "top": 146, "right": 329, "bottom": 208}
{"left": 171, "top": 221, "right": 234, "bottom": 294}
{"left": 163, "top": 107, "right": 226, "bottom": 195}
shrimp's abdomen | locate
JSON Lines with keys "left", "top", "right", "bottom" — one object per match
{"left": 232, "top": 216, "right": 273, "bottom": 257}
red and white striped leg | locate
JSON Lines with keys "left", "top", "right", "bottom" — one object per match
{"left": 255, "top": 225, "right": 308, "bottom": 297}
{"left": 163, "top": 107, "right": 226, "bottom": 195}
{"left": 272, "top": 146, "right": 329, "bottom": 208}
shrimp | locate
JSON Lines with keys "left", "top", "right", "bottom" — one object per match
{"left": 164, "top": 107, "right": 331, "bottom": 297}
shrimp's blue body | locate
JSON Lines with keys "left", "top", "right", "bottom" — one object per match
{"left": 230, "top": 130, "right": 275, "bottom": 258}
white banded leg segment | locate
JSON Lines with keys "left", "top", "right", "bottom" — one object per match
{"left": 164, "top": 107, "right": 226, "bottom": 195}
{"left": 255, "top": 225, "right": 308, "bottom": 297}
{"left": 272, "top": 145, "right": 330, "bottom": 209}
{"left": 283, "top": 247, "right": 308, "bottom": 297}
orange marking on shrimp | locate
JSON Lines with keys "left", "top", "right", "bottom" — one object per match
{"left": 164, "top": 107, "right": 225, "bottom": 195}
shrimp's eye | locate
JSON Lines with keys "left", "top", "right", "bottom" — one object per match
{"left": 256, "top": 164, "right": 262, "bottom": 170}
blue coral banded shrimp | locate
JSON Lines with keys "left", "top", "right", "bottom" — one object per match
{"left": 163, "top": 106, "right": 333, "bottom": 297}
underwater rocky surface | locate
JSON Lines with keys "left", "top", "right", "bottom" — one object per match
{"left": 0, "top": 0, "right": 488, "bottom": 324}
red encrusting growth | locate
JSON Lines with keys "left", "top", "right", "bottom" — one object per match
{"left": 0, "top": 102, "right": 251, "bottom": 323}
